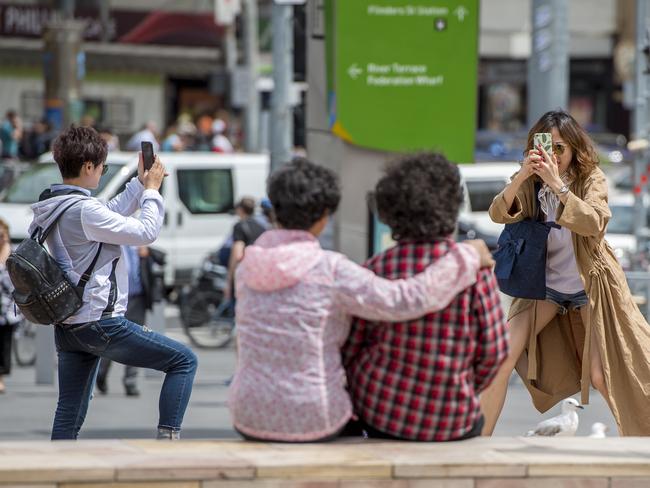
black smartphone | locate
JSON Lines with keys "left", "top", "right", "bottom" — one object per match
{"left": 141, "top": 141, "right": 155, "bottom": 171}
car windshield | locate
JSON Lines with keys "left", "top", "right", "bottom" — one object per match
{"left": 465, "top": 179, "right": 508, "bottom": 212}
{"left": 1, "top": 163, "right": 124, "bottom": 203}
{"left": 608, "top": 204, "right": 635, "bottom": 234}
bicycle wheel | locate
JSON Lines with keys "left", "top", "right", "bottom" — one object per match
{"left": 180, "top": 289, "right": 222, "bottom": 328}
{"left": 183, "top": 299, "right": 235, "bottom": 349}
{"left": 13, "top": 319, "right": 37, "bottom": 367}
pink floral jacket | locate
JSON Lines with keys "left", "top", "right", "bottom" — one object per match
{"left": 229, "top": 229, "right": 481, "bottom": 441}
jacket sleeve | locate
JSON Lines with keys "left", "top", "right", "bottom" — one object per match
{"left": 334, "top": 243, "right": 479, "bottom": 321}
{"left": 488, "top": 173, "right": 527, "bottom": 224}
{"left": 555, "top": 170, "right": 611, "bottom": 237}
{"left": 471, "top": 269, "right": 509, "bottom": 393}
{"left": 105, "top": 176, "right": 146, "bottom": 217}
{"left": 80, "top": 191, "right": 164, "bottom": 246}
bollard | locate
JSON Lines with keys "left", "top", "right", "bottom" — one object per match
{"left": 35, "top": 326, "right": 55, "bottom": 385}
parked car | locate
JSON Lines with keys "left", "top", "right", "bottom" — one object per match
{"left": 605, "top": 192, "right": 650, "bottom": 270}
{"left": 458, "top": 162, "right": 521, "bottom": 242}
{"left": 0, "top": 151, "right": 269, "bottom": 287}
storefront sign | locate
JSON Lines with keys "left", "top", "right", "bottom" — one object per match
{"left": 0, "top": 4, "right": 222, "bottom": 47}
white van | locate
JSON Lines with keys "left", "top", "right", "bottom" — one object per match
{"left": 0, "top": 151, "right": 269, "bottom": 286}
{"left": 458, "top": 162, "right": 520, "bottom": 238}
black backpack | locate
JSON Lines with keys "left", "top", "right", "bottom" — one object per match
{"left": 7, "top": 198, "right": 102, "bottom": 325}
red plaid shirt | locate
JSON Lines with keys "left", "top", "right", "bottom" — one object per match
{"left": 342, "top": 239, "right": 509, "bottom": 441}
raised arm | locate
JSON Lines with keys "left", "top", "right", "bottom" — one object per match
{"left": 80, "top": 192, "right": 163, "bottom": 246}
{"left": 105, "top": 176, "right": 145, "bottom": 216}
{"left": 335, "top": 243, "right": 480, "bottom": 321}
{"left": 488, "top": 170, "right": 532, "bottom": 224}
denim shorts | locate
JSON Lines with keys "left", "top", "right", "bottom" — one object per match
{"left": 546, "top": 287, "right": 588, "bottom": 314}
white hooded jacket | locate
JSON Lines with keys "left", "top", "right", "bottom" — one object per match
{"left": 28, "top": 177, "right": 163, "bottom": 324}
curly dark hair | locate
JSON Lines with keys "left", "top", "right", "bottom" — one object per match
{"left": 374, "top": 152, "right": 463, "bottom": 241}
{"left": 52, "top": 125, "right": 108, "bottom": 179}
{"left": 267, "top": 158, "right": 341, "bottom": 230}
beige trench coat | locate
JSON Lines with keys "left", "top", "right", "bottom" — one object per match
{"left": 489, "top": 166, "right": 650, "bottom": 435}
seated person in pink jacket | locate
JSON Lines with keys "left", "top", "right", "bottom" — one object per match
{"left": 343, "top": 153, "right": 509, "bottom": 442}
{"left": 228, "top": 158, "right": 494, "bottom": 442}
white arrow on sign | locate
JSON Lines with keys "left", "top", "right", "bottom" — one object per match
{"left": 454, "top": 5, "right": 469, "bottom": 22}
{"left": 347, "top": 63, "right": 363, "bottom": 80}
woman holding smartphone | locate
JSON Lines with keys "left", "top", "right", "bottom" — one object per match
{"left": 481, "top": 110, "right": 650, "bottom": 436}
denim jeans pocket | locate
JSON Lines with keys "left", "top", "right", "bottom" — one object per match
{"left": 67, "top": 321, "right": 111, "bottom": 353}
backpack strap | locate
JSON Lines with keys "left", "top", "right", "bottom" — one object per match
{"left": 78, "top": 243, "right": 103, "bottom": 290}
{"left": 37, "top": 191, "right": 87, "bottom": 245}
{"left": 35, "top": 192, "right": 102, "bottom": 291}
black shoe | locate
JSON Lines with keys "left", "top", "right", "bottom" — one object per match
{"left": 124, "top": 384, "right": 140, "bottom": 397}
{"left": 96, "top": 377, "right": 108, "bottom": 395}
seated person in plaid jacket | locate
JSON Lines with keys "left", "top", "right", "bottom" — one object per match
{"left": 343, "top": 153, "right": 509, "bottom": 442}
{"left": 228, "top": 158, "right": 495, "bottom": 442}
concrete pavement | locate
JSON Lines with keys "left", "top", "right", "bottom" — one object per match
{"left": 0, "top": 309, "right": 618, "bottom": 440}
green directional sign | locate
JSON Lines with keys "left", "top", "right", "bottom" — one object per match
{"left": 330, "top": 0, "right": 479, "bottom": 162}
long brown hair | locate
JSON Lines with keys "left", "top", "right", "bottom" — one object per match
{"left": 526, "top": 110, "right": 599, "bottom": 181}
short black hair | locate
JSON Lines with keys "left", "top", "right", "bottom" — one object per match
{"left": 267, "top": 158, "right": 340, "bottom": 230}
{"left": 235, "top": 197, "right": 256, "bottom": 216}
{"left": 374, "top": 152, "right": 463, "bottom": 241}
{"left": 52, "top": 126, "right": 108, "bottom": 179}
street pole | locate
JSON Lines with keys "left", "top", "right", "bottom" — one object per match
{"left": 43, "top": 0, "right": 85, "bottom": 130}
{"left": 270, "top": 2, "right": 294, "bottom": 171}
{"left": 99, "top": 0, "right": 110, "bottom": 43}
{"left": 632, "top": 0, "right": 649, "bottom": 246}
{"left": 527, "top": 0, "right": 569, "bottom": 126}
{"left": 243, "top": 0, "right": 260, "bottom": 152}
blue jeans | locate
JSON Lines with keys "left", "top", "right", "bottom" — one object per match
{"left": 545, "top": 288, "right": 589, "bottom": 314}
{"left": 52, "top": 316, "right": 197, "bottom": 440}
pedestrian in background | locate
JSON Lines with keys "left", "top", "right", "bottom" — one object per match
{"left": 126, "top": 121, "right": 159, "bottom": 152}
{"left": 96, "top": 245, "right": 166, "bottom": 397}
{"left": 97, "top": 126, "right": 120, "bottom": 152}
{"left": 343, "top": 153, "right": 509, "bottom": 442}
{"left": 211, "top": 119, "right": 234, "bottom": 153}
{"left": 224, "top": 197, "right": 267, "bottom": 301}
{"left": 256, "top": 198, "right": 275, "bottom": 230}
{"left": 29, "top": 126, "right": 196, "bottom": 440}
{"left": 0, "top": 219, "right": 22, "bottom": 394}
{"left": 481, "top": 110, "right": 650, "bottom": 436}
{"left": 0, "top": 110, "right": 22, "bottom": 160}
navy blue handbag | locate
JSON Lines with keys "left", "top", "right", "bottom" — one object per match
{"left": 493, "top": 183, "right": 560, "bottom": 299}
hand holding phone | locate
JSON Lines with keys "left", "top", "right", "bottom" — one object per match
{"left": 141, "top": 141, "right": 155, "bottom": 171}
{"left": 533, "top": 132, "right": 553, "bottom": 157}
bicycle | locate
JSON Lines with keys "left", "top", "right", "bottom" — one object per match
{"left": 181, "top": 295, "right": 235, "bottom": 349}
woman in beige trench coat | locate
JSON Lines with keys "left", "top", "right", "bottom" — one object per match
{"left": 481, "top": 110, "right": 650, "bottom": 436}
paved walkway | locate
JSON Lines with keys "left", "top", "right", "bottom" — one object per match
{"left": 0, "top": 312, "right": 618, "bottom": 440}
